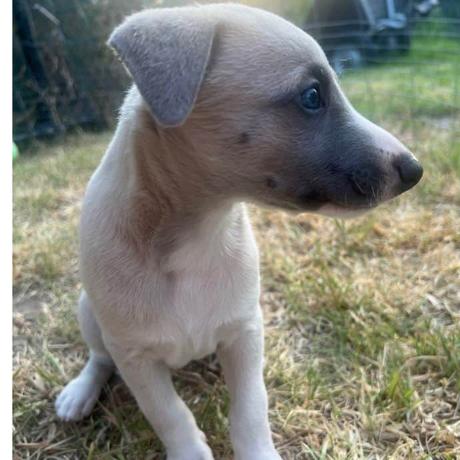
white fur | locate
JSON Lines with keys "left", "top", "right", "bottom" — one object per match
{"left": 56, "top": 86, "right": 280, "bottom": 459}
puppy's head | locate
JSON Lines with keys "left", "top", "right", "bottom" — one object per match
{"left": 109, "top": 4, "right": 423, "bottom": 217}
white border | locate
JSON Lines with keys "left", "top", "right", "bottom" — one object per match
{"left": 5, "top": 0, "right": 13, "bottom": 457}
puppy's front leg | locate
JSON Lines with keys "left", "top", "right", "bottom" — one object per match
{"left": 218, "top": 317, "right": 281, "bottom": 460}
{"left": 107, "top": 344, "right": 213, "bottom": 460}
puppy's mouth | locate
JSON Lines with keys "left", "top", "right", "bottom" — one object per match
{"left": 260, "top": 174, "right": 389, "bottom": 216}
{"left": 295, "top": 187, "right": 382, "bottom": 213}
{"left": 263, "top": 193, "right": 380, "bottom": 217}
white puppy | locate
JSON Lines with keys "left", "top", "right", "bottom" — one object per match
{"left": 55, "top": 4, "right": 423, "bottom": 459}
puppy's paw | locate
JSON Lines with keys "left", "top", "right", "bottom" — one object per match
{"left": 55, "top": 377, "right": 102, "bottom": 421}
{"left": 167, "top": 440, "right": 214, "bottom": 460}
{"left": 236, "top": 448, "right": 282, "bottom": 460}
{"left": 253, "top": 453, "right": 282, "bottom": 460}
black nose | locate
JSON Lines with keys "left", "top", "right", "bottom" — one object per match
{"left": 393, "top": 154, "right": 423, "bottom": 191}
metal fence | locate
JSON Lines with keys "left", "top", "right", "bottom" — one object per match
{"left": 305, "top": 1, "right": 460, "bottom": 154}
{"left": 12, "top": 0, "right": 460, "bottom": 144}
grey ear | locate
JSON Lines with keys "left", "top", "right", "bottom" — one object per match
{"left": 108, "top": 8, "right": 215, "bottom": 127}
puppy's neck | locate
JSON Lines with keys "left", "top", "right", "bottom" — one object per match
{"left": 115, "top": 89, "right": 236, "bottom": 260}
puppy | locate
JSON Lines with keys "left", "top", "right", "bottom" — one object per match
{"left": 55, "top": 4, "right": 423, "bottom": 459}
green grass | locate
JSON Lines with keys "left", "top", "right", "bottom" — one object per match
{"left": 13, "top": 30, "right": 460, "bottom": 460}
{"left": 340, "top": 21, "right": 460, "bottom": 123}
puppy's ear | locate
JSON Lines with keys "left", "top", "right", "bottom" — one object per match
{"left": 108, "top": 8, "right": 215, "bottom": 127}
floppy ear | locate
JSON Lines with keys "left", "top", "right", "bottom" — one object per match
{"left": 108, "top": 8, "right": 215, "bottom": 127}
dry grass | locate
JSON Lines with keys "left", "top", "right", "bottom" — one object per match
{"left": 13, "top": 40, "right": 460, "bottom": 460}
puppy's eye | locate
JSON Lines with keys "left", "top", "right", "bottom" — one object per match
{"left": 300, "top": 85, "right": 322, "bottom": 111}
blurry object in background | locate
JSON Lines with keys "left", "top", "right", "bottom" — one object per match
{"left": 12, "top": 0, "right": 146, "bottom": 143}
{"left": 414, "top": 0, "right": 438, "bottom": 15}
{"left": 13, "top": 0, "right": 64, "bottom": 141}
{"left": 305, "top": 0, "right": 439, "bottom": 73}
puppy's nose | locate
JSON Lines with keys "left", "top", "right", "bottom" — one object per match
{"left": 393, "top": 153, "right": 423, "bottom": 191}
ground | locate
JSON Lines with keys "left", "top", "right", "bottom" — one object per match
{"left": 13, "top": 29, "right": 459, "bottom": 460}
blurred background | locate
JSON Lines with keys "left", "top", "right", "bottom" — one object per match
{"left": 13, "top": 0, "right": 459, "bottom": 143}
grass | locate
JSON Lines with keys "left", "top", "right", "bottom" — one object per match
{"left": 13, "top": 31, "right": 460, "bottom": 460}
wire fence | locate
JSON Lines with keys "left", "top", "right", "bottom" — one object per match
{"left": 12, "top": 0, "right": 460, "bottom": 144}
{"left": 311, "top": 11, "right": 460, "bottom": 151}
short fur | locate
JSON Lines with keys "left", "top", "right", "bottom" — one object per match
{"left": 55, "top": 5, "right": 422, "bottom": 460}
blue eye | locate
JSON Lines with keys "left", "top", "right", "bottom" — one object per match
{"left": 300, "top": 85, "right": 322, "bottom": 111}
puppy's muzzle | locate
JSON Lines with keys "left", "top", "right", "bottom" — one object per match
{"left": 347, "top": 111, "right": 424, "bottom": 205}
{"left": 347, "top": 150, "right": 423, "bottom": 203}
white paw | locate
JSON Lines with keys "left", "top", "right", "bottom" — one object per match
{"left": 236, "top": 448, "right": 282, "bottom": 460}
{"left": 167, "top": 440, "right": 214, "bottom": 460}
{"left": 55, "top": 377, "right": 102, "bottom": 421}
{"left": 254, "top": 453, "right": 282, "bottom": 460}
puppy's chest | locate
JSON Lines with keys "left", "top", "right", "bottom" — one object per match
{"left": 97, "top": 204, "right": 261, "bottom": 367}
{"left": 158, "top": 257, "right": 260, "bottom": 367}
